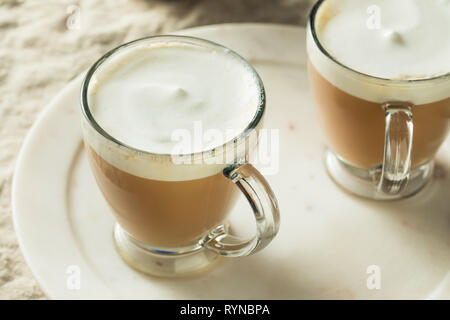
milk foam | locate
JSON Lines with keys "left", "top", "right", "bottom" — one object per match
{"left": 308, "top": 0, "right": 450, "bottom": 104}
{"left": 84, "top": 39, "right": 262, "bottom": 181}
{"left": 89, "top": 42, "right": 260, "bottom": 154}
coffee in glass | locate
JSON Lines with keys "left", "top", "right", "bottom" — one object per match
{"left": 307, "top": 0, "right": 450, "bottom": 199}
{"left": 81, "top": 36, "right": 280, "bottom": 276}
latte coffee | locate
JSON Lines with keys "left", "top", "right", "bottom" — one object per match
{"left": 307, "top": 0, "right": 450, "bottom": 198}
{"left": 84, "top": 39, "right": 262, "bottom": 249}
{"left": 81, "top": 36, "right": 280, "bottom": 277}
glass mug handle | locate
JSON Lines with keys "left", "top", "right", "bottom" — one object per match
{"left": 376, "top": 103, "right": 414, "bottom": 194}
{"left": 204, "top": 163, "right": 280, "bottom": 257}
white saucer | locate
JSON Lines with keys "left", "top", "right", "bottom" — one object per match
{"left": 12, "top": 23, "right": 450, "bottom": 299}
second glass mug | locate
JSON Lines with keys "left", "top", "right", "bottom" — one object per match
{"left": 80, "top": 36, "right": 280, "bottom": 277}
{"left": 307, "top": 0, "right": 450, "bottom": 200}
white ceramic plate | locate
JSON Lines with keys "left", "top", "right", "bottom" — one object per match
{"left": 12, "top": 23, "right": 450, "bottom": 300}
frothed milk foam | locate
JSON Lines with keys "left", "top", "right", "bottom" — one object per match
{"left": 86, "top": 41, "right": 262, "bottom": 181}
{"left": 316, "top": 0, "right": 450, "bottom": 80}
{"left": 308, "top": 0, "right": 450, "bottom": 104}
{"left": 89, "top": 42, "right": 260, "bottom": 154}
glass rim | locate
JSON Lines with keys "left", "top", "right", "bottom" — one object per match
{"left": 80, "top": 35, "right": 266, "bottom": 159}
{"left": 309, "top": 0, "right": 450, "bottom": 85}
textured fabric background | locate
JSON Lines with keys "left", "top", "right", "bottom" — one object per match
{"left": 0, "top": 0, "right": 316, "bottom": 299}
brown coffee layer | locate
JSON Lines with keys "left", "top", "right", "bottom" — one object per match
{"left": 86, "top": 145, "right": 239, "bottom": 248}
{"left": 308, "top": 59, "right": 450, "bottom": 169}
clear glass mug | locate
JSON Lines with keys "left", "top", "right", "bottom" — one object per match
{"left": 80, "top": 36, "right": 280, "bottom": 277}
{"left": 307, "top": 0, "right": 450, "bottom": 200}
